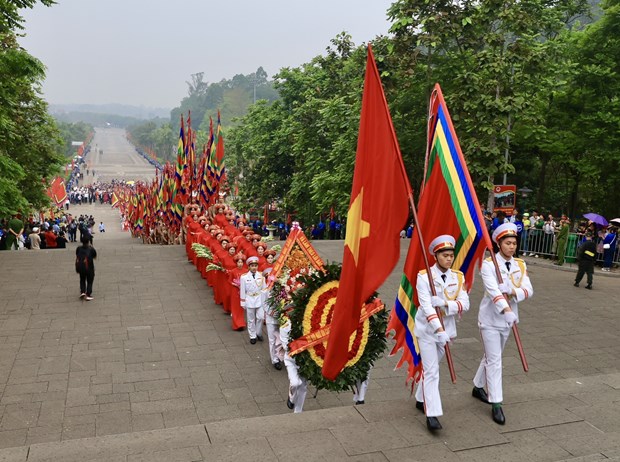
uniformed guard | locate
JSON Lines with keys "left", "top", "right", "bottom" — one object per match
{"left": 472, "top": 222, "right": 534, "bottom": 425}
{"left": 239, "top": 256, "right": 265, "bottom": 344}
{"left": 414, "top": 234, "right": 470, "bottom": 432}
{"left": 280, "top": 308, "right": 308, "bottom": 413}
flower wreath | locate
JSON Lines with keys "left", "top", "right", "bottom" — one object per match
{"left": 277, "top": 263, "right": 387, "bottom": 392}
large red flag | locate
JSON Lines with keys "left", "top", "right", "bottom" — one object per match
{"left": 321, "top": 45, "right": 410, "bottom": 380}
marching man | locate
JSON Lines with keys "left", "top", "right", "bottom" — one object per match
{"left": 280, "top": 308, "right": 308, "bottom": 413}
{"left": 414, "top": 235, "right": 470, "bottom": 432}
{"left": 472, "top": 222, "right": 534, "bottom": 425}
{"left": 240, "top": 256, "right": 265, "bottom": 344}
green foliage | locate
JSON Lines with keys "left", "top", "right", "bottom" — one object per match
{"left": 0, "top": 22, "right": 64, "bottom": 216}
{"left": 126, "top": 120, "right": 176, "bottom": 162}
{"left": 55, "top": 121, "right": 93, "bottom": 157}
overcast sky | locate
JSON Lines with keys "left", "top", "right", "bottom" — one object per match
{"left": 20, "top": 0, "right": 394, "bottom": 109}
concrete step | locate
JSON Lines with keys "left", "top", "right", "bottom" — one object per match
{"left": 0, "top": 406, "right": 365, "bottom": 462}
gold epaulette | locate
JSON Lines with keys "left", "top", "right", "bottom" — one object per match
{"left": 419, "top": 269, "right": 427, "bottom": 275}
{"left": 514, "top": 258, "right": 524, "bottom": 263}
{"left": 485, "top": 257, "right": 492, "bottom": 262}
{"left": 452, "top": 269, "right": 463, "bottom": 275}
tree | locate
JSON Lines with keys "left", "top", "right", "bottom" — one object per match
{"left": 1, "top": 8, "right": 65, "bottom": 215}
{"left": 387, "top": 0, "right": 590, "bottom": 209}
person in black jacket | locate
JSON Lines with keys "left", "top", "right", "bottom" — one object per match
{"left": 574, "top": 232, "right": 596, "bottom": 290}
{"left": 76, "top": 235, "right": 97, "bottom": 300}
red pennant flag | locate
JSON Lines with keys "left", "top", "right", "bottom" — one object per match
{"left": 321, "top": 45, "right": 410, "bottom": 380}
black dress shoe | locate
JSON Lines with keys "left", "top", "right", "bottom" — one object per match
{"left": 585, "top": 285, "right": 592, "bottom": 290}
{"left": 415, "top": 401, "right": 424, "bottom": 412}
{"left": 573, "top": 282, "right": 579, "bottom": 287}
{"left": 250, "top": 338, "right": 256, "bottom": 344}
{"left": 426, "top": 416, "right": 442, "bottom": 431}
{"left": 355, "top": 400, "right": 365, "bottom": 405}
{"left": 472, "top": 387, "right": 489, "bottom": 404}
{"left": 287, "top": 397, "right": 294, "bottom": 410}
{"left": 274, "top": 361, "right": 282, "bottom": 370}
{"left": 492, "top": 406, "right": 505, "bottom": 425}
{"left": 256, "top": 335, "right": 264, "bottom": 342}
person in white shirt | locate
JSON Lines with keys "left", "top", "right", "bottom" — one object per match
{"left": 239, "top": 256, "right": 265, "bottom": 344}
{"left": 414, "top": 235, "right": 470, "bottom": 432}
{"left": 472, "top": 223, "right": 534, "bottom": 425}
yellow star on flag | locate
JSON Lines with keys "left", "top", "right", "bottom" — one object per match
{"left": 345, "top": 188, "right": 370, "bottom": 266}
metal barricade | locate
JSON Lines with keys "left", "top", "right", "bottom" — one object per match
{"left": 519, "top": 230, "right": 620, "bottom": 266}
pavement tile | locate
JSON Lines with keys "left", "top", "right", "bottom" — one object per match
{"left": 269, "top": 429, "right": 349, "bottom": 459}
{"left": 503, "top": 429, "right": 572, "bottom": 461}
{"left": 199, "top": 437, "right": 275, "bottom": 461}
{"left": 383, "top": 443, "right": 459, "bottom": 462}
{"left": 330, "top": 421, "right": 410, "bottom": 456}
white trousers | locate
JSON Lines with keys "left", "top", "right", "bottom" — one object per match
{"left": 414, "top": 336, "right": 445, "bottom": 417}
{"left": 246, "top": 306, "right": 264, "bottom": 340}
{"left": 353, "top": 375, "right": 370, "bottom": 403}
{"left": 284, "top": 357, "right": 307, "bottom": 413}
{"left": 266, "top": 321, "right": 282, "bottom": 364}
{"left": 473, "top": 326, "right": 510, "bottom": 404}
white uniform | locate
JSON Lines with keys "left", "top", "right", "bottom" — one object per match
{"left": 263, "top": 286, "right": 283, "bottom": 365}
{"left": 239, "top": 270, "right": 265, "bottom": 340}
{"left": 473, "top": 255, "right": 533, "bottom": 403}
{"left": 414, "top": 264, "right": 469, "bottom": 417}
{"left": 280, "top": 319, "right": 307, "bottom": 413}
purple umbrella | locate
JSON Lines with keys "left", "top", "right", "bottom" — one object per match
{"left": 583, "top": 213, "right": 608, "bottom": 227}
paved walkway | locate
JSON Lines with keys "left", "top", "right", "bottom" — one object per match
{"left": 0, "top": 128, "right": 619, "bottom": 460}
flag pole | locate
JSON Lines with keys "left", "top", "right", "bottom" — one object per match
{"left": 407, "top": 192, "right": 457, "bottom": 383}
{"left": 488, "top": 251, "right": 529, "bottom": 372}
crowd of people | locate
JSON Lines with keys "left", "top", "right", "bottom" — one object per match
{"left": 183, "top": 201, "right": 319, "bottom": 413}
{"left": 0, "top": 212, "right": 103, "bottom": 251}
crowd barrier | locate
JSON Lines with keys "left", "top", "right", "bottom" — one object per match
{"left": 518, "top": 230, "right": 619, "bottom": 266}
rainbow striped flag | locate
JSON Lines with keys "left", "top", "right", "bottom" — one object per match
{"left": 387, "top": 83, "right": 492, "bottom": 386}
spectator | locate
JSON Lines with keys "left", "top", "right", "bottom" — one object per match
{"left": 602, "top": 226, "right": 617, "bottom": 272}
{"left": 44, "top": 229, "right": 58, "bottom": 249}
{"left": 29, "top": 227, "right": 41, "bottom": 250}
{"left": 99, "top": 222, "right": 105, "bottom": 233}
{"left": 56, "top": 231, "right": 68, "bottom": 249}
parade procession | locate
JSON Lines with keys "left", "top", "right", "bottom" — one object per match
{"left": 108, "top": 46, "right": 537, "bottom": 434}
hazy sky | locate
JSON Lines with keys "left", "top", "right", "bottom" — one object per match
{"left": 20, "top": 0, "right": 394, "bottom": 109}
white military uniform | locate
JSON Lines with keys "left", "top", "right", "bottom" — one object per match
{"left": 262, "top": 272, "right": 283, "bottom": 365}
{"left": 280, "top": 318, "right": 307, "bottom": 413}
{"left": 414, "top": 264, "right": 469, "bottom": 417}
{"left": 473, "top": 253, "right": 533, "bottom": 404}
{"left": 240, "top": 269, "right": 265, "bottom": 340}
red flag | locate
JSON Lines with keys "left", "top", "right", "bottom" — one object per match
{"left": 263, "top": 204, "right": 269, "bottom": 225}
{"left": 46, "top": 177, "right": 67, "bottom": 207}
{"left": 321, "top": 45, "right": 410, "bottom": 380}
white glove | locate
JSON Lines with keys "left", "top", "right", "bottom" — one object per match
{"left": 504, "top": 311, "right": 517, "bottom": 327}
{"left": 435, "top": 331, "right": 450, "bottom": 346}
{"left": 498, "top": 282, "right": 512, "bottom": 295}
{"left": 431, "top": 296, "right": 446, "bottom": 308}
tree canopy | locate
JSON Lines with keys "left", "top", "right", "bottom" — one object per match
{"left": 1, "top": 0, "right": 64, "bottom": 216}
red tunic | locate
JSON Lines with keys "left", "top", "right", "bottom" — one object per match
{"left": 228, "top": 266, "right": 247, "bottom": 330}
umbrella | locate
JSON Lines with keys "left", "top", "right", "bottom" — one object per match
{"left": 610, "top": 218, "right": 620, "bottom": 226}
{"left": 583, "top": 213, "right": 608, "bottom": 227}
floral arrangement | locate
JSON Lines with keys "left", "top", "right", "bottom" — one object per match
{"left": 269, "top": 263, "right": 387, "bottom": 392}
{"left": 191, "top": 243, "right": 213, "bottom": 259}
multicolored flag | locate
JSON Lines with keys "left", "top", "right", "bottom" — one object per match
{"left": 321, "top": 45, "right": 410, "bottom": 380}
{"left": 387, "top": 83, "right": 492, "bottom": 386}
